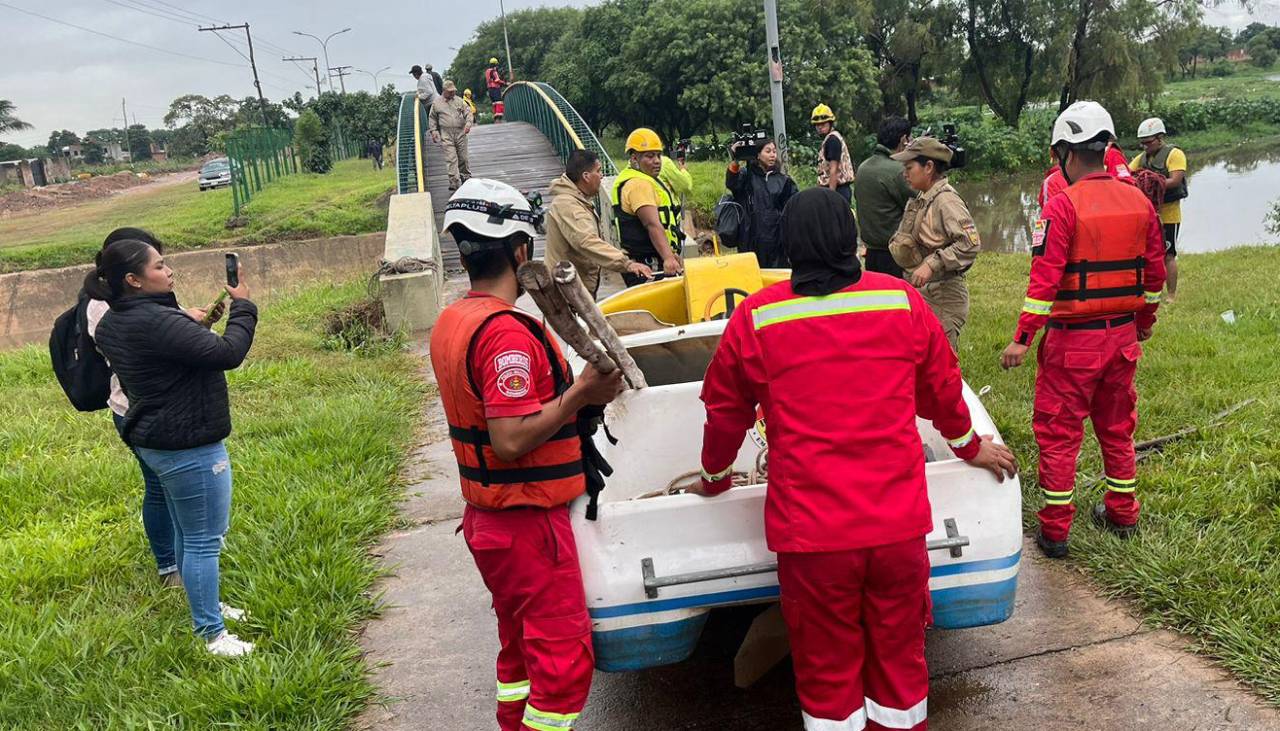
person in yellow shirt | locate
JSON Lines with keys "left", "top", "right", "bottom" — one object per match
{"left": 462, "top": 88, "right": 478, "bottom": 117}
{"left": 1130, "top": 117, "right": 1187, "bottom": 301}
{"left": 609, "top": 128, "right": 684, "bottom": 286}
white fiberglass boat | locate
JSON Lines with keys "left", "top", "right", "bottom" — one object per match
{"left": 563, "top": 255, "right": 1022, "bottom": 672}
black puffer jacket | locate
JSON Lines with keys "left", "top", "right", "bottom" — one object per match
{"left": 726, "top": 162, "right": 799, "bottom": 268}
{"left": 95, "top": 292, "right": 257, "bottom": 449}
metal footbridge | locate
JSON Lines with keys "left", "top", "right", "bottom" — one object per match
{"left": 394, "top": 82, "right": 617, "bottom": 271}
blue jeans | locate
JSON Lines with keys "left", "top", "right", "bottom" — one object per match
{"left": 113, "top": 413, "right": 177, "bottom": 576}
{"left": 136, "top": 442, "right": 233, "bottom": 639}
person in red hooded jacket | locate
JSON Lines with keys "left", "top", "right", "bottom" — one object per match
{"left": 691, "top": 187, "right": 1017, "bottom": 731}
{"left": 1002, "top": 101, "right": 1166, "bottom": 559}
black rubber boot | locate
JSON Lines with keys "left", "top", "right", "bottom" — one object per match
{"left": 1091, "top": 504, "right": 1137, "bottom": 539}
{"left": 1035, "top": 529, "right": 1069, "bottom": 559}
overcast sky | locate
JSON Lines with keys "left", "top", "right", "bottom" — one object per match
{"left": 1, "top": 0, "right": 1272, "bottom": 148}
{"left": 0, "top": 0, "right": 592, "bottom": 147}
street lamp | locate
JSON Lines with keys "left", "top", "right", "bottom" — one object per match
{"left": 292, "top": 27, "right": 351, "bottom": 92}
{"left": 356, "top": 66, "right": 392, "bottom": 92}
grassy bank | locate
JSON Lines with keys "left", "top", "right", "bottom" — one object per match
{"left": 0, "top": 280, "right": 424, "bottom": 727}
{"left": 0, "top": 159, "right": 393, "bottom": 274}
{"left": 961, "top": 248, "right": 1280, "bottom": 702}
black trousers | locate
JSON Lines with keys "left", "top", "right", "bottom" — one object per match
{"left": 864, "top": 247, "right": 904, "bottom": 279}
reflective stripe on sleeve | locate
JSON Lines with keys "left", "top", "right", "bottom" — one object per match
{"left": 701, "top": 464, "right": 734, "bottom": 483}
{"left": 1022, "top": 297, "right": 1053, "bottom": 315}
{"left": 802, "top": 707, "right": 867, "bottom": 731}
{"left": 1144, "top": 291, "right": 1162, "bottom": 304}
{"left": 1105, "top": 476, "right": 1137, "bottom": 494}
{"left": 752, "top": 290, "right": 911, "bottom": 331}
{"left": 523, "top": 704, "right": 581, "bottom": 731}
{"left": 496, "top": 678, "right": 530, "bottom": 702}
{"left": 947, "top": 427, "right": 976, "bottom": 450}
{"left": 865, "top": 696, "right": 927, "bottom": 729}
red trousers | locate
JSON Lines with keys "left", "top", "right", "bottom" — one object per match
{"left": 1034, "top": 321, "right": 1142, "bottom": 541}
{"left": 778, "top": 537, "right": 930, "bottom": 731}
{"left": 462, "top": 504, "right": 594, "bottom": 730}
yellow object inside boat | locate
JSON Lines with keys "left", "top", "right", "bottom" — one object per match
{"left": 599, "top": 254, "right": 788, "bottom": 326}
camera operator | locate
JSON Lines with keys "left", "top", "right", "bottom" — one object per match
{"left": 726, "top": 135, "right": 798, "bottom": 268}
{"left": 889, "top": 137, "right": 982, "bottom": 349}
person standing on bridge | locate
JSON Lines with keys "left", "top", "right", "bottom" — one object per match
{"left": 546, "top": 149, "right": 654, "bottom": 296}
{"left": 425, "top": 63, "right": 444, "bottom": 94}
{"left": 485, "top": 57, "right": 507, "bottom": 122}
{"left": 692, "top": 187, "right": 1017, "bottom": 731}
{"left": 430, "top": 81, "right": 474, "bottom": 191}
{"left": 431, "top": 178, "right": 624, "bottom": 731}
{"left": 610, "top": 128, "right": 683, "bottom": 285}
{"left": 1001, "top": 101, "right": 1166, "bottom": 559}
{"left": 811, "top": 103, "right": 856, "bottom": 203}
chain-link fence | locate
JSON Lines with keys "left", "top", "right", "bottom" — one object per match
{"left": 226, "top": 123, "right": 361, "bottom": 216}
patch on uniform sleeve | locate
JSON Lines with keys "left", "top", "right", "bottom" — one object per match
{"left": 1031, "top": 219, "right": 1049, "bottom": 257}
{"left": 494, "top": 350, "right": 533, "bottom": 398}
{"left": 963, "top": 222, "right": 980, "bottom": 246}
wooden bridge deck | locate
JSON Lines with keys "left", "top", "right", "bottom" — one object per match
{"left": 422, "top": 122, "right": 565, "bottom": 271}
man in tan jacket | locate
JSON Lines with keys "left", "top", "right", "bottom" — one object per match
{"left": 429, "top": 80, "right": 474, "bottom": 190}
{"left": 546, "top": 150, "right": 653, "bottom": 296}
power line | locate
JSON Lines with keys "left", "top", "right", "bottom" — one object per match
{"left": 101, "top": 0, "right": 199, "bottom": 27}
{"left": 137, "top": 0, "right": 224, "bottom": 25}
{"left": 0, "top": 1, "right": 243, "bottom": 67}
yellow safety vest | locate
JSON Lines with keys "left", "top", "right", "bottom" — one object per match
{"left": 611, "top": 167, "right": 683, "bottom": 261}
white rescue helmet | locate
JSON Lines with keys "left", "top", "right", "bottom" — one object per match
{"left": 1136, "top": 117, "right": 1166, "bottom": 139}
{"left": 1051, "top": 101, "right": 1115, "bottom": 149}
{"left": 441, "top": 178, "right": 543, "bottom": 249}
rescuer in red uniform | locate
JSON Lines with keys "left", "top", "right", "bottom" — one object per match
{"left": 1000, "top": 101, "right": 1167, "bottom": 559}
{"left": 429, "top": 178, "right": 624, "bottom": 730}
{"left": 692, "top": 188, "right": 1018, "bottom": 731}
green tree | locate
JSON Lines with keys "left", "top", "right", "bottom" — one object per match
{"left": 1249, "top": 35, "right": 1278, "bottom": 67}
{"left": 294, "top": 109, "right": 331, "bottom": 173}
{"left": 447, "top": 6, "right": 584, "bottom": 100}
{"left": 81, "top": 138, "right": 106, "bottom": 165}
{"left": 0, "top": 99, "right": 33, "bottom": 140}
{"left": 0, "top": 142, "right": 35, "bottom": 160}
{"left": 865, "top": 0, "right": 964, "bottom": 124}
{"left": 542, "top": 0, "right": 649, "bottom": 134}
{"left": 1236, "top": 21, "right": 1270, "bottom": 46}
{"left": 46, "top": 130, "right": 80, "bottom": 155}
{"left": 127, "top": 124, "right": 153, "bottom": 161}
{"left": 962, "top": 0, "right": 1058, "bottom": 126}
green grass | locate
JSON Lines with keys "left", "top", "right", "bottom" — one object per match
{"left": 1161, "top": 63, "right": 1280, "bottom": 104}
{"left": 0, "top": 280, "right": 425, "bottom": 727}
{"left": 0, "top": 158, "right": 394, "bottom": 274}
{"left": 961, "top": 248, "right": 1280, "bottom": 702}
{"left": 73, "top": 157, "right": 203, "bottom": 177}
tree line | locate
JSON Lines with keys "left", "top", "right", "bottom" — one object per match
{"left": 446, "top": 0, "right": 1263, "bottom": 141}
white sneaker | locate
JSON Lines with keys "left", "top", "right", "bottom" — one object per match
{"left": 220, "top": 603, "right": 247, "bottom": 622}
{"left": 206, "top": 631, "right": 255, "bottom": 657}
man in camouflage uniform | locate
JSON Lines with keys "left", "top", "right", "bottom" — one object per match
{"left": 889, "top": 137, "right": 981, "bottom": 349}
{"left": 430, "top": 80, "right": 474, "bottom": 190}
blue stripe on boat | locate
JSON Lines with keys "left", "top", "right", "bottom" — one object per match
{"left": 588, "top": 550, "right": 1021, "bottom": 619}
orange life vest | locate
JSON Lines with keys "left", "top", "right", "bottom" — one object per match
{"left": 1051, "top": 178, "right": 1149, "bottom": 320}
{"left": 429, "top": 295, "right": 586, "bottom": 510}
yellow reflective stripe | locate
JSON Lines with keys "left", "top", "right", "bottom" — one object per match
{"left": 752, "top": 290, "right": 911, "bottom": 331}
{"left": 946, "top": 427, "right": 976, "bottom": 449}
{"left": 1043, "top": 488, "right": 1073, "bottom": 506}
{"left": 496, "top": 679, "right": 530, "bottom": 702}
{"left": 1144, "top": 291, "right": 1162, "bottom": 304}
{"left": 523, "top": 705, "right": 581, "bottom": 730}
{"left": 1022, "top": 297, "right": 1053, "bottom": 315}
{"left": 1105, "top": 476, "right": 1137, "bottom": 493}
{"left": 701, "top": 464, "right": 733, "bottom": 482}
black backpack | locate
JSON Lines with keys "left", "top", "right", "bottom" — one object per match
{"left": 714, "top": 194, "right": 746, "bottom": 248}
{"left": 49, "top": 292, "right": 112, "bottom": 412}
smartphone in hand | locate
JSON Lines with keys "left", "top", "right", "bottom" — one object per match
{"left": 225, "top": 252, "right": 240, "bottom": 288}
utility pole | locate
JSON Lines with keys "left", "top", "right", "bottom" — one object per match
{"left": 329, "top": 66, "right": 352, "bottom": 94}
{"left": 121, "top": 98, "right": 131, "bottom": 162}
{"left": 285, "top": 56, "right": 323, "bottom": 97}
{"left": 763, "top": 0, "right": 788, "bottom": 168}
{"left": 200, "top": 23, "right": 272, "bottom": 128}
{"left": 498, "top": 0, "right": 514, "bottom": 81}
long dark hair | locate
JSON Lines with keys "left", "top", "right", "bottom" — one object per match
{"left": 83, "top": 240, "right": 158, "bottom": 302}
{"left": 83, "top": 228, "right": 164, "bottom": 301}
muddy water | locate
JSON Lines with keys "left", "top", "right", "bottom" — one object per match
{"left": 953, "top": 146, "right": 1280, "bottom": 253}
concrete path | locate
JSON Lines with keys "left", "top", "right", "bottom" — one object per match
{"left": 358, "top": 280, "right": 1279, "bottom": 730}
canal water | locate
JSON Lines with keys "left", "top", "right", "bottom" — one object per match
{"left": 953, "top": 145, "right": 1280, "bottom": 253}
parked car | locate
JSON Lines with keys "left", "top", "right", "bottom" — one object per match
{"left": 198, "top": 158, "right": 232, "bottom": 191}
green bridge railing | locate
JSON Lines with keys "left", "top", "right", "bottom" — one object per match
{"left": 503, "top": 82, "right": 618, "bottom": 176}
{"left": 395, "top": 92, "right": 430, "bottom": 195}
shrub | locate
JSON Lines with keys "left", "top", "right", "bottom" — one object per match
{"left": 1210, "top": 60, "right": 1236, "bottom": 78}
{"left": 294, "top": 110, "right": 332, "bottom": 174}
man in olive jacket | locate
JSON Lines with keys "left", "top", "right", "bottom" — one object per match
{"left": 546, "top": 150, "right": 653, "bottom": 297}
{"left": 855, "top": 116, "right": 916, "bottom": 278}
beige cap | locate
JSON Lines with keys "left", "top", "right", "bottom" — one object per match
{"left": 891, "top": 137, "right": 953, "bottom": 164}
{"left": 443, "top": 80, "right": 457, "bottom": 92}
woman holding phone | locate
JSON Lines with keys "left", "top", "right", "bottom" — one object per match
{"left": 93, "top": 238, "right": 258, "bottom": 657}
{"left": 84, "top": 228, "right": 223, "bottom": 587}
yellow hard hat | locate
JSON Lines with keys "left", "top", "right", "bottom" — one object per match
{"left": 625, "top": 127, "right": 663, "bottom": 154}
{"left": 464, "top": 88, "right": 473, "bottom": 96}
{"left": 489, "top": 57, "right": 499, "bottom": 65}
{"left": 811, "top": 104, "right": 836, "bottom": 124}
